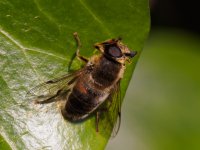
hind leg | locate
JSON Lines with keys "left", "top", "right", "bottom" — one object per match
{"left": 35, "top": 90, "right": 63, "bottom": 104}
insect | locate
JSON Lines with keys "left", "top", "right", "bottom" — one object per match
{"left": 28, "top": 32, "right": 137, "bottom": 134}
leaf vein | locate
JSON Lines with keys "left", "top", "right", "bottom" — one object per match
{"left": 26, "top": 49, "right": 66, "bottom": 60}
{"left": 79, "top": 0, "right": 112, "bottom": 36}
{"left": 33, "top": 0, "right": 76, "bottom": 31}
{"left": 0, "top": 28, "right": 40, "bottom": 79}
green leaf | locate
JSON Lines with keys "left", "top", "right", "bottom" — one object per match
{"left": 0, "top": 134, "right": 11, "bottom": 150}
{"left": 0, "top": 0, "right": 150, "bottom": 149}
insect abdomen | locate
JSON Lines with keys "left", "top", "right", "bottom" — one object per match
{"left": 61, "top": 80, "right": 105, "bottom": 121}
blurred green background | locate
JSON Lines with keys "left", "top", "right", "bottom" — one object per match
{"left": 107, "top": 0, "right": 200, "bottom": 149}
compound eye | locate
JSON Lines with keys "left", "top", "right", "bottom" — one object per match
{"left": 108, "top": 46, "right": 122, "bottom": 58}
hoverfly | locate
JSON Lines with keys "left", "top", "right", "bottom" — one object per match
{"left": 28, "top": 32, "right": 137, "bottom": 134}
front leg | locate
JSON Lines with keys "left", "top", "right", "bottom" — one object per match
{"left": 73, "top": 32, "right": 89, "bottom": 63}
{"left": 68, "top": 32, "right": 89, "bottom": 70}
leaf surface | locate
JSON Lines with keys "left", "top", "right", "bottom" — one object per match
{"left": 0, "top": 0, "right": 150, "bottom": 149}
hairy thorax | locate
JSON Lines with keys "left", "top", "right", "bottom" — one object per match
{"left": 90, "top": 55, "right": 124, "bottom": 88}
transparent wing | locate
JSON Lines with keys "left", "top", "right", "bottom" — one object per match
{"left": 101, "top": 80, "right": 122, "bottom": 137}
{"left": 110, "top": 80, "right": 122, "bottom": 137}
{"left": 27, "top": 69, "right": 84, "bottom": 103}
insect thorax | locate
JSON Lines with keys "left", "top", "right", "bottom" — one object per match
{"left": 90, "top": 55, "right": 123, "bottom": 88}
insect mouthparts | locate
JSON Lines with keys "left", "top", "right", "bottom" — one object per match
{"left": 125, "top": 51, "right": 137, "bottom": 57}
{"left": 94, "top": 45, "right": 99, "bottom": 49}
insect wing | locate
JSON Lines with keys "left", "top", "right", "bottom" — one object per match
{"left": 111, "top": 81, "right": 122, "bottom": 137}
{"left": 103, "top": 80, "right": 122, "bottom": 137}
{"left": 27, "top": 69, "right": 84, "bottom": 102}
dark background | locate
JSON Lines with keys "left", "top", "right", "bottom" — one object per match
{"left": 151, "top": 0, "right": 200, "bottom": 35}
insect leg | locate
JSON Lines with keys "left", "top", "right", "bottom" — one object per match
{"left": 68, "top": 32, "right": 89, "bottom": 70}
{"left": 35, "top": 89, "right": 63, "bottom": 104}
{"left": 95, "top": 111, "right": 100, "bottom": 132}
{"left": 95, "top": 108, "right": 109, "bottom": 132}
{"left": 73, "top": 32, "right": 89, "bottom": 63}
